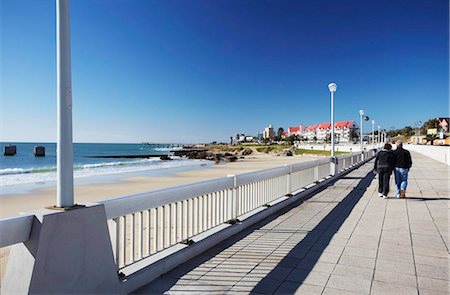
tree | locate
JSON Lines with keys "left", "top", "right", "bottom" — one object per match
{"left": 421, "top": 118, "right": 439, "bottom": 135}
{"left": 349, "top": 128, "right": 359, "bottom": 142}
{"left": 277, "top": 127, "right": 284, "bottom": 141}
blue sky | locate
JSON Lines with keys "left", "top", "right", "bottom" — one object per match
{"left": 1, "top": 0, "right": 448, "bottom": 143}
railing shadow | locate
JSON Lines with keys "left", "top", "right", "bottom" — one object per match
{"left": 134, "top": 167, "right": 375, "bottom": 294}
{"left": 252, "top": 170, "right": 375, "bottom": 294}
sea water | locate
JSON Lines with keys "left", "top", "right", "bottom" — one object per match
{"left": 0, "top": 142, "right": 209, "bottom": 191}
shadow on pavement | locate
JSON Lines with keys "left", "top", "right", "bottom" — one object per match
{"left": 252, "top": 171, "right": 375, "bottom": 294}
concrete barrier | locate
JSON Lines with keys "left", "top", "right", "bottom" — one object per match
{"left": 405, "top": 144, "right": 450, "bottom": 166}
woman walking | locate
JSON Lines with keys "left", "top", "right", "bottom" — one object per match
{"left": 374, "top": 143, "right": 396, "bottom": 199}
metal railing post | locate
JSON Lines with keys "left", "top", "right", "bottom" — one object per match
{"left": 286, "top": 164, "right": 292, "bottom": 195}
{"left": 228, "top": 175, "right": 238, "bottom": 222}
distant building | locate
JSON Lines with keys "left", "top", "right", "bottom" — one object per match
{"left": 231, "top": 133, "right": 257, "bottom": 144}
{"left": 288, "top": 120, "right": 358, "bottom": 143}
{"left": 263, "top": 125, "right": 275, "bottom": 139}
{"left": 287, "top": 125, "right": 305, "bottom": 136}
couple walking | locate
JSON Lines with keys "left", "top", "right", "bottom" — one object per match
{"left": 374, "top": 141, "right": 412, "bottom": 199}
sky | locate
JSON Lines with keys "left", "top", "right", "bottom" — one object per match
{"left": 1, "top": 0, "right": 448, "bottom": 143}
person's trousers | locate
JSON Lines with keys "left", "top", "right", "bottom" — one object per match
{"left": 394, "top": 167, "right": 409, "bottom": 194}
{"left": 378, "top": 168, "right": 392, "bottom": 196}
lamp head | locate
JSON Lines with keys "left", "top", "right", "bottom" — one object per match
{"left": 372, "top": 120, "right": 375, "bottom": 124}
{"left": 359, "top": 109, "right": 364, "bottom": 116}
{"left": 328, "top": 83, "right": 337, "bottom": 93}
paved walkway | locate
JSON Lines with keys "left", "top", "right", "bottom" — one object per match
{"left": 136, "top": 152, "right": 449, "bottom": 295}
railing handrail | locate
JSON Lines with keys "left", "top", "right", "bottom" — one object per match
{"left": 100, "top": 176, "right": 234, "bottom": 219}
{"left": 0, "top": 214, "right": 34, "bottom": 248}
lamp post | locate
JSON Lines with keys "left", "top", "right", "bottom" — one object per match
{"left": 371, "top": 120, "right": 375, "bottom": 149}
{"left": 328, "top": 82, "right": 337, "bottom": 175}
{"left": 56, "top": 0, "right": 74, "bottom": 208}
{"left": 359, "top": 110, "right": 364, "bottom": 154}
{"left": 377, "top": 125, "right": 381, "bottom": 148}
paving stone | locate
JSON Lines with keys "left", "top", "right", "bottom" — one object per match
{"left": 373, "top": 269, "right": 417, "bottom": 288}
{"left": 333, "top": 264, "right": 374, "bottom": 281}
{"left": 417, "top": 276, "right": 450, "bottom": 293}
{"left": 342, "top": 246, "right": 377, "bottom": 259}
{"left": 338, "top": 255, "right": 376, "bottom": 269}
{"left": 285, "top": 269, "right": 330, "bottom": 286}
{"left": 274, "top": 281, "right": 324, "bottom": 294}
{"left": 375, "top": 258, "right": 416, "bottom": 275}
{"left": 296, "top": 259, "right": 336, "bottom": 274}
{"left": 415, "top": 263, "right": 449, "bottom": 281}
{"left": 414, "top": 254, "right": 449, "bottom": 268}
{"left": 370, "top": 280, "right": 418, "bottom": 295}
{"left": 326, "top": 273, "right": 372, "bottom": 294}
{"left": 322, "top": 287, "right": 363, "bottom": 295}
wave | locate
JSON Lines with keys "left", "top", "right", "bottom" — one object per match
{"left": 0, "top": 156, "right": 186, "bottom": 176}
{"left": 0, "top": 167, "right": 56, "bottom": 175}
{"left": 1, "top": 157, "right": 210, "bottom": 187}
{"left": 154, "top": 147, "right": 183, "bottom": 151}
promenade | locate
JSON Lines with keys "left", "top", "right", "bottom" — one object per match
{"left": 137, "top": 151, "right": 449, "bottom": 294}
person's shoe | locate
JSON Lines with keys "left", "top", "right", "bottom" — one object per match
{"left": 378, "top": 193, "right": 384, "bottom": 198}
{"left": 400, "top": 189, "right": 406, "bottom": 199}
{"left": 396, "top": 194, "right": 400, "bottom": 199}
{"left": 383, "top": 195, "right": 388, "bottom": 199}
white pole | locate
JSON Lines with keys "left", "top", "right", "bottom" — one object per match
{"left": 331, "top": 92, "right": 335, "bottom": 159}
{"left": 372, "top": 120, "right": 375, "bottom": 149}
{"left": 377, "top": 125, "right": 381, "bottom": 148}
{"left": 56, "top": 0, "right": 74, "bottom": 208}
{"left": 359, "top": 110, "right": 364, "bottom": 153}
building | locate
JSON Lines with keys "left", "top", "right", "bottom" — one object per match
{"left": 263, "top": 125, "right": 275, "bottom": 140}
{"left": 288, "top": 120, "right": 358, "bottom": 143}
{"left": 287, "top": 125, "right": 305, "bottom": 137}
{"left": 316, "top": 122, "right": 331, "bottom": 142}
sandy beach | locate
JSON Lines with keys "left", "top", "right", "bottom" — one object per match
{"left": 0, "top": 154, "right": 319, "bottom": 219}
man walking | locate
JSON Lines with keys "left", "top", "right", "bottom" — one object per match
{"left": 374, "top": 143, "right": 396, "bottom": 199}
{"left": 393, "top": 141, "right": 412, "bottom": 198}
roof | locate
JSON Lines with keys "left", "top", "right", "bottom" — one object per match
{"left": 335, "top": 121, "right": 348, "bottom": 129}
{"left": 318, "top": 122, "right": 331, "bottom": 129}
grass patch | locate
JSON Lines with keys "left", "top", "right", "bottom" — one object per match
{"left": 294, "top": 148, "right": 350, "bottom": 156}
{"left": 207, "top": 144, "right": 244, "bottom": 152}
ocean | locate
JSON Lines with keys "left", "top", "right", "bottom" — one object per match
{"left": 0, "top": 142, "right": 210, "bottom": 191}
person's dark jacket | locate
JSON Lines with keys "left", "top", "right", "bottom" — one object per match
{"left": 374, "top": 150, "right": 396, "bottom": 172}
{"left": 393, "top": 148, "right": 412, "bottom": 168}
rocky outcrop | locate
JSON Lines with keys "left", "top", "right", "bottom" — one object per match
{"left": 185, "top": 150, "right": 239, "bottom": 163}
{"left": 240, "top": 148, "right": 253, "bottom": 156}
{"left": 282, "top": 150, "right": 293, "bottom": 156}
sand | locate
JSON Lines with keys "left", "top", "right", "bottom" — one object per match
{"left": 0, "top": 154, "right": 317, "bottom": 218}
{"left": 0, "top": 153, "right": 319, "bottom": 283}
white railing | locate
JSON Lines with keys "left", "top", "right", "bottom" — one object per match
{"left": 99, "top": 150, "right": 375, "bottom": 271}
{"left": 0, "top": 150, "right": 376, "bottom": 275}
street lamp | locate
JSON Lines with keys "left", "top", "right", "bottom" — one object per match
{"left": 328, "top": 82, "right": 337, "bottom": 175}
{"left": 377, "top": 125, "right": 381, "bottom": 148}
{"left": 359, "top": 110, "right": 364, "bottom": 154}
{"left": 371, "top": 120, "right": 375, "bottom": 149}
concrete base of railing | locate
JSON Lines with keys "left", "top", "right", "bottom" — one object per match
{"left": 119, "top": 155, "right": 375, "bottom": 294}
{"left": 1, "top": 204, "right": 120, "bottom": 295}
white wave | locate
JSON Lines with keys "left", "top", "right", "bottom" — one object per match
{"left": 0, "top": 168, "right": 33, "bottom": 175}
{"left": 0, "top": 158, "right": 209, "bottom": 187}
{"left": 154, "top": 147, "right": 183, "bottom": 151}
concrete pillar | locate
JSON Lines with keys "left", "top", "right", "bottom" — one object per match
{"left": 1, "top": 204, "right": 120, "bottom": 294}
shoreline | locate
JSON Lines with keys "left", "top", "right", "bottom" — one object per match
{"left": 0, "top": 154, "right": 318, "bottom": 219}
